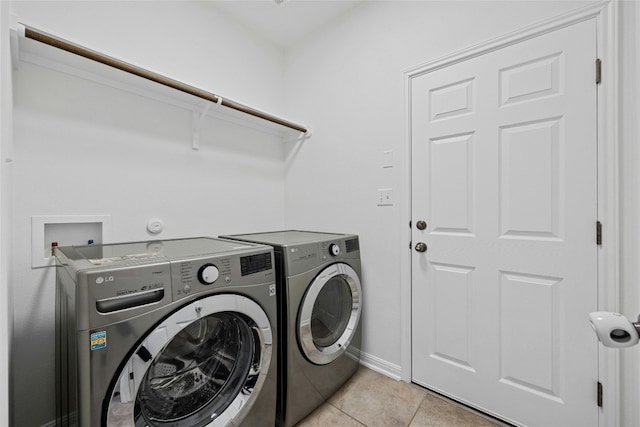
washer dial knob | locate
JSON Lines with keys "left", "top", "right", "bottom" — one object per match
{"left": 329, "top": 243, "right": 341, "bottom": 256}
{"left": 198, "top": 264, "right": 219, "bottom": 285}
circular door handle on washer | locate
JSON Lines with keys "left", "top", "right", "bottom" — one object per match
{"left": 415, "top": 242, "right": 427, "bottom": 253}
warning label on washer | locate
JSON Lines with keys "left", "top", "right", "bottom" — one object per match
{"left": 90, "top": 331, "right": 107, "bottom": 351}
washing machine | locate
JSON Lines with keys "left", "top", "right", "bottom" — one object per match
{"left": 220, "top": 231, "right": 362, "bottom": 427}
{"left": 55, "top": 237, "right": 278, "bottom": 427}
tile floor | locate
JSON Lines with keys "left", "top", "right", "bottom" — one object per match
{"left": 296, "top": 366, "right": 511, "bottom": 427}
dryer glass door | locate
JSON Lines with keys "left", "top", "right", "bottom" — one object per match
{"left": 298, "top": 263, "right": 362, "bottom": 365}
{"left": 105, "top": 295, "right": 273, "bottom": 427}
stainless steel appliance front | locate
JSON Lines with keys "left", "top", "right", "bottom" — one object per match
{"left": 55, "top": 237, "right": 277, "bottom": 427}
{"left": 220, "top": 231, "right": 363, "bottom": 427}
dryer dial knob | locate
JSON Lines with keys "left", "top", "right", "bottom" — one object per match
{"left": 329, "top": 243, "right": 341, "bottom": 256}
{"left": 198, "top": 264, "right": 219, "bottom": 285}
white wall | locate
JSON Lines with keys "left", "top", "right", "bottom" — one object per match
{"left": 0, "top": 2, "right": 14, "bottom": 426}
{"left": 282, "top": 0, "right": 593, "bottom": 376}
{"left": 9, "top": 2, "right": 289, "bottom": 426}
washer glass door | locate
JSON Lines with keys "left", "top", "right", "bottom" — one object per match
{"left": 106, "top": 295, "right": 272, "bottom": 427}
{"left": 298, "top": 263, "right": 362, "bottom": 365}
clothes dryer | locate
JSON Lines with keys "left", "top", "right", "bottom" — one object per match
{"left": 55, "top": 237, "right": 277, "bottom": 427}
{"left": 220, "top": 231, "right": 362, "bottom": 427}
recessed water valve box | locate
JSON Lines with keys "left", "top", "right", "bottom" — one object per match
{"left": 31, "top": 215, "right": 112, "bottom": 268}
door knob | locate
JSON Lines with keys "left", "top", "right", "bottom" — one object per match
{"left": 416, "top": 220, "right": 427, "bottom": 230}
{"left": 415, "top": 242, "right": 427, "bottom": 253}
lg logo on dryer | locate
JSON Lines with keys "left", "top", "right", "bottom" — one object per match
{"left": 95, "top": 276, "right": 115, "bottom": 285}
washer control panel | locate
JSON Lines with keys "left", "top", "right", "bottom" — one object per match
{"left": 170, "top": 250, "right": 274, "bottom": 300}
{"left": 175, "top": 258, "right": 231, "bottom": 298}
{"left": 240, "top": 252, "right": 272, "bottom": 276}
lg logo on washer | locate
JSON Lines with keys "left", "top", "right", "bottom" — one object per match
{"left": 95, "top": 276, "right": 115, "bottom": 285}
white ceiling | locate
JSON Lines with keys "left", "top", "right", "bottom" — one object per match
{"left": 210, "top": 0, "right": 363, "bottom": 48}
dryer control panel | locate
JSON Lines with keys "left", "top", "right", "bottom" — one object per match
{"left": 283, "top": 237, "right": 360, "bottom": 277}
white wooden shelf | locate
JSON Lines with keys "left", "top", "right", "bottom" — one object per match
{"left": 10, "top": 23, "right": 312, "bottom": 148}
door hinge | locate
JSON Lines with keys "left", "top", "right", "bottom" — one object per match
{"left": 596, "top": 58, "right": 602, "bottom": 84}
{"left": 597, "top": 381, "right": 603, "bottom": 407}
{"left": 596, "top": 221, "right": 602, "bottom": 246}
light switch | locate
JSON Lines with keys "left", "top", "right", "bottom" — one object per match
{"left": 377, "top": 188, "right": 393, "bottom": 206}
{"left": 382, "top": 150, "right": 394, "bottom": 168}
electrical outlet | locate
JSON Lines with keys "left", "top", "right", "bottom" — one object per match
{"left": 377, "top": 188, "right": 393, "bottom": 206}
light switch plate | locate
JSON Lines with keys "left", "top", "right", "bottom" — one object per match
{"left": 377, "top": 188, "right": 393, "bottom": 206}
{"left": 382, "top": 150, "right": 394, "bottom": 168}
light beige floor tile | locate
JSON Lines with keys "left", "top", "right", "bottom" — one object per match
{"left": 329, "top": 366, "right": 427, "bottom": 427}
{"left": 328, "top": 365, "right": 381, "bottom": 405}
{"left": 409, "top": 393, "right": 505, "bottom": 427}
{"left": 295, "top": 402, "right": 366, "bottom": 427}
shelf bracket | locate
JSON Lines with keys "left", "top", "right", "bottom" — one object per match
{"left": 10, "top": 19, "right": 22, "bottom": 71}
{"left": 283, "top": 125, "right": 314, "bottom": 144}
{"left": 191, "top": 98, "right": 220, "bottom": 150}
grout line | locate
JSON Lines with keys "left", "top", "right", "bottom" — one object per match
{"left": 405, "top": 393, "right": 429, "bottom": 427}
{"left": 417, "top": 387, "right": 515, "bottom": 427}
{"left": 328, "top": 402, "right": 367, "bottom": 426}
{"left": 302, "top": 367, "right": 512, "bottom": 427}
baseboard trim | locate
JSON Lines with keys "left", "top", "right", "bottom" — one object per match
{"left": 359, "top": 351, "right": 402, "bottom": 381}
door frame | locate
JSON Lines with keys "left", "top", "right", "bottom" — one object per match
{"left": 401, "top": 1, "right": 619, "bottom": 426}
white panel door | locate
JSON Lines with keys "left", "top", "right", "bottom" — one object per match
{"left": 411, "top": 19, "right": 598, "bottom": 427}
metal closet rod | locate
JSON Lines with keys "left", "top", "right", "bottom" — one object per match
{"left": 24, "top": 27, "right": 310, "bottom": 134}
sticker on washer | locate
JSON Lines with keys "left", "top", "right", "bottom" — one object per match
{"left": 269, "top": 284, "right": 276, "bottom": 297}
{"left": 90, "top": 331, "right": 107, "bottom": 350}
